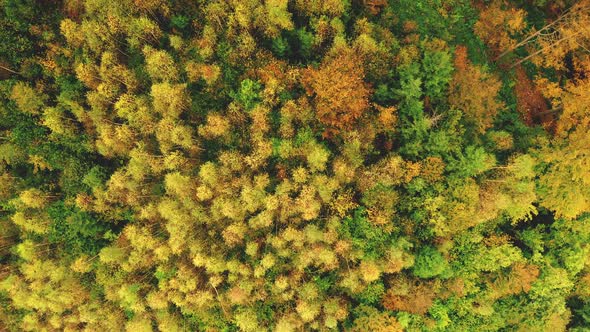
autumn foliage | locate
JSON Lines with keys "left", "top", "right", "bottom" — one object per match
{"left": 474, "top": 0, "right": 526, "bottom": 54}
{"left": 514, "top": 66, "right": 553, "bottom": 129}
{"left": 1, "top": 0, "right": 590, "bottom": 331}
{"left": 448, "top": 46, "right": 504, "bottom": 133}
{"left": 302, "top": 50, "right": 371, "bottom": 134}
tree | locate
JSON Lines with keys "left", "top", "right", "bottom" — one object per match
{"left": 537, "top": 77, "right": 590, "bottom": 219}
{"left": 538, "top": 129, "right": 590, "bottom": 219}
{"left": 474, "top": 1, "right": 526, "bottom": 54}
{"left": 413, "top": 246, "right": 448, "bottom": 279}
{"left": 395, "top": 62, "right": 428, "bottom": 158}
{"left": 302, "top": 49, "right": 370, "bottom": 134}
{"left": 382, "top": 277, "right": 437, "bottom": 315}
{"left": 42, "top": 107, "right": 77, "bottom": 136}
{"left": 126, "top": 17, "right": 162, "bottom": 50}
{"left": 232, "top": 79, "right": 262, "bottom": 111}
{"left": 151, "top": 83, "right": 190, "bottom": 119}
{"left": 263, "top": 0, "right": 294, "bottom": 37}
{"left": 95, "top": 123, "right": 137, "bottom": 158}
{"left": 10, "top": 82, "right": 44, "bottom": 115}
{"left": 448, "top": 46, "right": 504, "bottom": 133}
{"left": 421, "top": 43, "right": 453, "bottom": 101}
{"left": 294, "top": 0, "right": 348, "bottom": 17}
{"left": 143, "top": 46, "right": 179, "bottom": 82}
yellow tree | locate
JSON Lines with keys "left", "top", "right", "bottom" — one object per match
{"left": 151, "top": 83, "right": 190, "bottom": 119}
{"left": 537, "top": 74, "right": 590, "bottom": 219}
{"left": 10, "top": 83, "right": 45, "bottom": 115}
{"left": 143, "top": 46, "right": 179, "bottom": 82}
{"left": 538, "top": 128, "right": 590, "bottom": 219}
{"left": 474, "top": 1, "right": 526, "bottom": 54}
{"left": 497, "top": 0, "right": 590, "bottom": 69}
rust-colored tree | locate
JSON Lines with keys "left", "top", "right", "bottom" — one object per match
{"left": 302, "top": 49, "right": 371, "bottom": 135}
{"left": 514, "top": 66, "right": 553, "bottom": 129}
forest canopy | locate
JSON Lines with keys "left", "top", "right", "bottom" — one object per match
{"left": 1, "top": 0, "right": 590, "bottom": 331}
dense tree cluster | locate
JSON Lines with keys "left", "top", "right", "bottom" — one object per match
{"left": 1, "top": 0, "right": 590, "bottom": 331}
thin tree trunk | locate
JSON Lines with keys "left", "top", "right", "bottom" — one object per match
{"left": 0, "top": 64, "right": 21, "bottom": 75}
{"left": 511, "top": 31, "right": 582, "bottom": 68}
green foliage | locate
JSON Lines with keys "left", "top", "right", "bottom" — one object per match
{"left": 373, "top": 84, "right": 395, "bottom": 105}
{"left": 155, "top": 266, "right": 177, "bottom": 282}
{"left": 283, "top": 28, "right": 314, "bottom": 61}
{"left": 59, "top": 158, "right": 93, "bottom": 196}
{"left": 83, "top": 166, "right": 108, "bottom": 190}
{"left": 413, "top": 246, "right": 449, "bottom": 279}
{"left": 0, "top": 0, "right": 36, "bottom": 66}
{"left": 355, "top": 281, "right": 385, "bottom": 305}
{"left": 339, "top": 209, "right": 390, "bottom": 260}
{"left": 171, "top": 15, "right": 190, "bottom": 30}
{"left": 232, "top": 79, "right": 262, "bottom": 111}
{"left": 422, "top": 48, "right": 453, "bottom": 100}
{"left": 447, "top": 145, "right": 495, "bottom": 178}
{"left": 56, "top": 75, "right": 85, "bottom": 102}
{"left": 568, "top": 297, "right": 590, "bottom": 330}
{"left": 47, "top": 201, "right": 110, "bottom": 257}
{"left": 271, "top": 36, "right": 290, "bottom": 58}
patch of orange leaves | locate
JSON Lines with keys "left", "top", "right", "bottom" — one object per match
{"left": 302, "top": 50, "right": 371, "bottom": 136}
